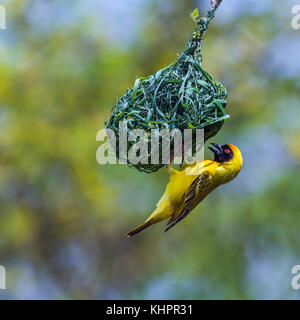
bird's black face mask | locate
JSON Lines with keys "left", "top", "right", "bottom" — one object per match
{"left": 208, "top": 143, "right": 234, "bottom": 163}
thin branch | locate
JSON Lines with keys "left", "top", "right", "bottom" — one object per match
{"left": 210, "top": 0, "right": 222, "bottom": 9}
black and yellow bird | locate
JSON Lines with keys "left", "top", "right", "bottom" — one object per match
{"left": 126, "top": 143, "right": 243, "bottom": 237}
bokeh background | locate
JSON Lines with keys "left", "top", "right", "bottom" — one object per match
{"left": 0, "top": 0, "right": 300, "bottom": 299}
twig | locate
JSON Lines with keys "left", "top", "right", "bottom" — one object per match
{"left": 210, "top": 0, "right": 222, "bottom": 9}
{"left": 190, "top": 0, "right": 223, "bottom": 60}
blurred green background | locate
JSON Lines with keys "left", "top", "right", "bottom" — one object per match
{"left": 0, "top": 0, "right": 300, "bottom": 299}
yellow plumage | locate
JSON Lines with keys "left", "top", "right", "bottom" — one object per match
{"left": 126, "top": 143, "right": 243, "bottom": 237}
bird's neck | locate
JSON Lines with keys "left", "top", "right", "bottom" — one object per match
{"left": 218, "top": 158, "right": 242, "bottom": 184}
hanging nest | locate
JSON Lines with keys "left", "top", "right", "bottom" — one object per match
{"left": 105, "top": 0, "right": 229, "bottom": 173}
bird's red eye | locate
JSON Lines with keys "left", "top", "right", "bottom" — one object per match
{"left": 224, "top": 148, "right": 230, "bottom": 154}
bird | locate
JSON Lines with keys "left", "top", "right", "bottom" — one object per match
{"left": 125, "top": 143, "right": 243, "bottom": 238}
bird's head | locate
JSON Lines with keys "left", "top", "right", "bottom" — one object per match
{"left": 208, "top": 143, "right": 243, "bottom": 166}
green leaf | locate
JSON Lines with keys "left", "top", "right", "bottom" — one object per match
{"left": 197, "top": 80, "right": 209, "bottom": 87}
{"left": 131, "top": 78, "right": 140, "bottom": 100}
{"left": 188, "top": 123, "right": 196, "bottom": 129}
{"left": 214, "top": 100, "right": 226, "bottom": 115}
{"left": 190, "top": 9, "right": 200, "bottom": 23}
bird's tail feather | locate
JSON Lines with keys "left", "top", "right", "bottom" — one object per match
{"left": 125, "top": 220, "right": 152, "bottom": 238}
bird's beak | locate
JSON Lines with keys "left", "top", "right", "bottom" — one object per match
{"left": 208, "top": 143, "right": 222, "bottom": 161}
{"left": 208, "top": 143, "right": 222, "bottom": 154}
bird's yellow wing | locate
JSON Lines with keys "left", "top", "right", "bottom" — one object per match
{"left": 164, "top": 170, "right": 212, "bottom": 232}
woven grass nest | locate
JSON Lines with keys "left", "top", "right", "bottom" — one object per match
{"left": 105, "top": 0, "right": 229, "bottom": 173}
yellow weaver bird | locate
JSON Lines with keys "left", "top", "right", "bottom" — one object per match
{"left": 126, "top": 143, "right": 243, "bottom": 237}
